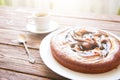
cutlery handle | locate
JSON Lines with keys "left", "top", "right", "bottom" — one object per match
{"left": 23, "top": 42, "right": 30, "bottom": 55}
{"left": 23, "top": 42, "right": 35, "bottom": 63}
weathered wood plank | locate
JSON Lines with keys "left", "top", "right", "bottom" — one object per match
{"left": 0, "top": 15, "right": 120, "bottom": 31}
{"left": 0, "top": 44, "right": 68, "bottom": 80}
{"left": 0, "top": 28, "right": 48, "bottom": 49}
{"left": 0, "top": 69, "right": 50, "bottom": 80}
{"left": 52, "top": 13, "right": 120, "bottom": 22}
{"left": 52, "top": 16, "right": 120, "bottom": 31}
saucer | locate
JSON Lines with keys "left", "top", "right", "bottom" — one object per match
{"left": 26, "top": 21, "right": 59, "bottom": 34}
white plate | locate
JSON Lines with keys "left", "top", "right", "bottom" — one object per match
{"left": 26, "top": 21, "right": 59, "bottom": 34}
{"left": 40, "top": 31, "right": 120, "bottom": 80}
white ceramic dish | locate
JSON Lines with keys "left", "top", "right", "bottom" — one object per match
{"left": 40, "top": 30, "right": 120, "bottom": 80}
{"left": 26, "top": 21, "right": 58, "bottom": 34}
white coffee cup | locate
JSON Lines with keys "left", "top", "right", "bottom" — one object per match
{"left": 28, "top": 12, "right": 50, "bottom": 31}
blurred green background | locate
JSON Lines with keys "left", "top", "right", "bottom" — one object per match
{"left": 118, "top": 8, "right": 120, "bottom": 15}
{"left": 0, "top": 0, "right": 5, "bottom": 5}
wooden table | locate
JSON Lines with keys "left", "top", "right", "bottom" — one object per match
{"left": 0, "top": 6, "right": 120, "bottom": 80}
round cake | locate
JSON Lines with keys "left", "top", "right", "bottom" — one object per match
{"left": 50, "top": 27, "right": 120, "bottom": 73}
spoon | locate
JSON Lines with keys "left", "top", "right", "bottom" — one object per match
{"left": 18, "top": 34, "right": 35, "bottom": 64}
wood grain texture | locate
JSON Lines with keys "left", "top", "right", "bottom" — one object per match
{"left": 0, "top": 44, "right": 69, "bottom": 80}
{"left": 0, "top": 69, "right": 49, "bottom": 80}
{"left": 0, "top": 6, "right": 119, "bottom": 80}
{"left": 0, "top": 28, "right": 47, "bottom": 49}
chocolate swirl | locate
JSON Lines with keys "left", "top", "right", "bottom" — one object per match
{"left": 63, "top": 29, "right": 113, "bottom": 63}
